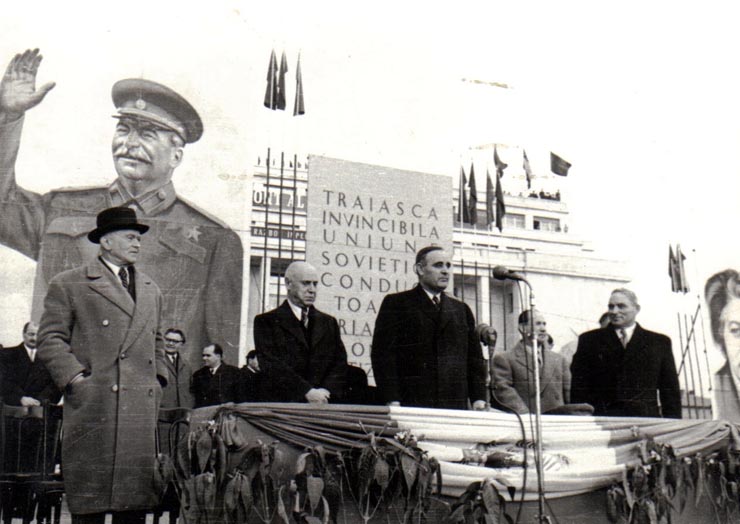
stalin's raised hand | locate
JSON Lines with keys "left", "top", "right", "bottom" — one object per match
{"left": 0, "top": 48, "right": 56, "bottom": 124}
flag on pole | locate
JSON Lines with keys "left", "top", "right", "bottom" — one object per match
{"left": 551, "top": 152, "right": 571, "bottom": 176}
{"left": 293, "top": 53, "right": 305, "bottom": 116}
{"left": 485, "top": 169, "right": 495, "bottom": 227}
{"left": 676, "top": 245, "right": 689, "bottom": 293}
{"left": 523, "top": 149, "right": 533, "bottom": 189}
{"left": 458, "top": 167, "right": 470, "bottom": 224}
{"left": 495, "top": 172, "right": 505, "bottom": 232}
{"left": 264, "top": 49, "right": 278, "bottom": 110}
{"left": 668, "top": 244, "right": 690, "bottom": 293}
{"left": 494, "top": 145, "right": 508, "bottom": 177}
{"left": 277, "top": 51, "right": 288, "bottom": 110}
{"left": 468, "top": 163, "right": 478, "bottom": 225}
{"left": 668, "top": 245, "right": 679, "bottom": 292}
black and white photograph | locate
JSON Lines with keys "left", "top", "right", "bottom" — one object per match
{"left": 1, "top": 2, "right": 739, "bottom": 523}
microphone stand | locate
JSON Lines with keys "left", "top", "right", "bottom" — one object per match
{"left": 524, "top": 282, "right": 549, "bottom": 523}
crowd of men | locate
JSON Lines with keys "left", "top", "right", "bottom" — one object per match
{"left": 0, "top": 48, "right": 682, "bottom": 524}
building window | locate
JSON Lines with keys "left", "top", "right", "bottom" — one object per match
{"left": 504, "top": 213, "right": 525, "bottom": 229}
{"left": 533, "top": 216, "right": 560, "bottom": 232}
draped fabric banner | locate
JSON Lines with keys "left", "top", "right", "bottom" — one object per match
{"left": 193, "top": 404, "right": 740, "bottom": 500}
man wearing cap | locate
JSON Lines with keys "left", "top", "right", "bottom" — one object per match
{"left": 0, "top": 48, "right": 242, "bottom": 372}
{"left": 38, "top": 206, "right": 168, "bottom": 522}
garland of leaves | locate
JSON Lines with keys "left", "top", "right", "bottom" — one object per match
{"left": 606, "top": 437, "right": 740, "bottom": 524}
{"left": 170, "top": 407, "right": 514, "bottom": 524}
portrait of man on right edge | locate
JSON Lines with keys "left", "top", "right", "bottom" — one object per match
{"left": 706, "top": 269, "right": 740, "bottom": 421}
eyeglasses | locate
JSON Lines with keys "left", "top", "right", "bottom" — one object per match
{"left": 164, "top": 338, "right": 183, "bottom": 344}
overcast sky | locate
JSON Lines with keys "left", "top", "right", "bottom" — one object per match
{"left": 0, "top": 1, "right": 738, "bottom": 371}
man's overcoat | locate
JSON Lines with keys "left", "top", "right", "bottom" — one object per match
{"left": 38, "top": 257, "right": 167, "bottom": 514}
{"left": 371, "top": 286, "right": 486, "bottom": 410}
{"left": 570, "top": 324, "right": 681, "bottom": 418}
{"left": 254, "top": 301, "right": 348, "bottom": 402}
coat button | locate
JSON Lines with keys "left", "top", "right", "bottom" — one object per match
{"left": 120, "top": 353, "right": 127, "bottom": 360}
{"left": 148, "top": 389, "right": 154, "bottom": 396}
{"left": 111, "top": 384, "right": 119, "bottom": 392}
{"left": 149, "top": 359, "right": 153, "bottom": 364}
{"left": 102, "top": 320, "right": 109, "bottom": 326}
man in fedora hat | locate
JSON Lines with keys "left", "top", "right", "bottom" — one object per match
{"left": 38, "top": 206, "right": 168, "bottom": 522}
{"left": 0, "top": 48, "right": 242, "bottom": 372}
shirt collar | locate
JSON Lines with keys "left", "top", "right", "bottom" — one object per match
{"left": 108, "top": 179, "right": 177, "bottom": 215}
{"left": 100, "top": 256, "right": 123, "bottom": 275}
{"left": 617, "top": 323, "right": 637, "bottom": 344}
{"left": 287, "top": 298, "right": 308, "bottom": 321}
{"left": 422, "top": 288, "right": 442, "bottom": 303}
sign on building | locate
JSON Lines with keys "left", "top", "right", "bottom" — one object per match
{"left": 306, "top": 156, "right": 452, "bottom": 382}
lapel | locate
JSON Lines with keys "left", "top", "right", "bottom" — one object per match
{"left": 623, "top": 324, "right": 646, "bottom": 359}
{"left": 309, "top": 309, "right": 327, "bottom": 349}
{"left": 513, "top": 341, "right": 551, "bottom": 393}
{"left": 164, "top": 353, "right": 178, "bottom": 375}
{"left": 414, "top": 286, "right": 444, "bottom": 324}
{"left": 119, "top": 266, "right": 158, "bottom": 354}
{"left": 276, "top": 301, "right": 309, "bottom": 348}
{"left": 87, "top": 258, "right": 135, "bottom": 317}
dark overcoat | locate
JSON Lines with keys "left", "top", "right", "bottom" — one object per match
{"left": 570, "top": 324, "right": 681, "bottom": 418}
{"left": 371, "top": 286, "right": 486, "bottom": 410}
{"left": 191, "top": 364, "right": 243, "bottom": 408}
{"left": 38, "top": 257, "right": 167, "bottom": 514}
{"left": 491, "top": 341, "right": 570, "bottom": 414}
{"left": 254, "top": 301, "right": 348, "bottom": 402}
{"left": 0, "top": 343, "right": 60, "bottom": 405}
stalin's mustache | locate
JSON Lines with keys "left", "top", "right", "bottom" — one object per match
{"left": 113, "top": 146, "right": 151, "bottom": 164}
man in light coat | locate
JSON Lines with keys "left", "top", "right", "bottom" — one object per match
{"left": 38, "top": 206, "right": 167, "bottom": 524}
{"left": 492, "top": 310, "right": 571, "bottom": 414}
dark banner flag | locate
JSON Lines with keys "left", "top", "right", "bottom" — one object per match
{"left": 264, "top": 49, "right": 278, "bottom": 109}
{"left": 294, "top": 53, "right": 305, "bottom": 116}
{"left": 458, "top": 166, "right": 470, "bottom": 224}
{"left": 550, "top": 152, "right": 571, "bottom": 176}
{"left": 468, "top": 162, "right": 478, "bottom": 225}
{"left": 495, "top": 172, "right": 505, "bottom": 232}
{"left": 485, "top": 169, "right": 494, "bottom": 227}
{"left": 494, "top": 145, "right": 507, "bottom": 177}
{"left": 523, "top": 149, "right": 533, "bottom": 189}
{"left": 277, "top": 51, "right": 288, "bottom": 110}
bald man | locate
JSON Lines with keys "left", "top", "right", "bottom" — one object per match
{"left": 253, "top": 261, "right": 348, "bottom": 403}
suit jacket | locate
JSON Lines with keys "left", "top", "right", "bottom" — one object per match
{"left": 191, "top": 364, "right": 242, "bottom": 408}
{"left": 0, "top": 117, "right": 243, "bottom": 372}
{"left": 240, "top": 367, "right": 263, "bottom": 402}
{"left": 254, "top": 301, "right": 348, "bottom": 402}
{"left": 371, "top": 286, "right": 486, "bottom": 410}
{"left": 492, "top": 341, "right": 570, "bottom": 414}
{"left": 713, "top": 363, "right": 740, "bottom": 422}
{"left": 570, "top": 324, "right": 681, "bottom": 418}
{"left": 160, "top": 352, "right": 195, "bottom": 408}
{"left": 37, "top": 257, "right": 167, "bottom": 514}
{"left": 0, "top": 343, "right": 61, "bottom": 406}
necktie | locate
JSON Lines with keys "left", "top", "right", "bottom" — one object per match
{"left": 118, "top": 266, "right": 130, "bottom": 292}
{"left": 29, "top": 349, "right": 35, "bottom": 362}
{"left": 432, "top": 295, "right": 440, "bottom": 310}
{"left": 618, "top": 328, "right": 627, "bottom": 348}
{"left": 301, "top": 307, "right": 309, "bottom": 329}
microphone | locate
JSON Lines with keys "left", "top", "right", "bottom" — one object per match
{"left": 492, "top": 265, "right": 529, "bottom": 283}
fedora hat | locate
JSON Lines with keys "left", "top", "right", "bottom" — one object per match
{"left": 88, "top": 207, "right": 150, "bottom": 244}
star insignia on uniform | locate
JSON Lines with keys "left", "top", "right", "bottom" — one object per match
{"left": 185, "top": 225, "right": 201, "bottom": 242}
